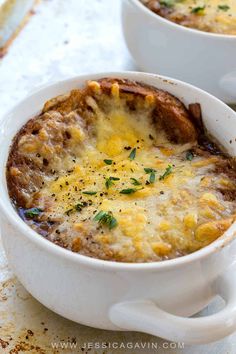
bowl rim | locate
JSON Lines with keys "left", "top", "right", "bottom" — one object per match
{"left": 0, "top": 71, "right": 236, "bottom": 272}
{"left": 130, "top": 0, "right": 236, "bottom": 40}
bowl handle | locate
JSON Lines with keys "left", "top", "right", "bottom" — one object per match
{"left": 109, "top": 271, "right": 236, "bottom": 344}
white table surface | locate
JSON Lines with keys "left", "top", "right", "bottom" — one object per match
{"left": 0, "top": 0, "right": 235, "bottom": 352}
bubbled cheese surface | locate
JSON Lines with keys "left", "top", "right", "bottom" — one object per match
{"left": 177, "top": 0, "right": 236, "bottom": 34}
{"left": 143, "top": 0, "right": 236, "bottom": 35}
{"left": 32, "top": 97, "right": 236, "bottom": 263}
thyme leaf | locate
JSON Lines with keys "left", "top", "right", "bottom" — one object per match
{"left": 159, "top": 165, "right": 173, "bottom": 180}
{"left": 129, "top": 148, "right": 136, "bottom": 160}
{"left": 104, "top": 159, "right": 113, "bottom": 165}
{"left": 160, "top": 0, "right": 175, "bottom": 7}
{"left": 218, "top": 4, "right": 230, "bottom": 11}
{"left": 149, "top": 171, "right": 156, "bottom": 183}
{"left": 24, "top": 207, "right": 43, "bottom": 218}
{"left": 186, "top": 150, "right": 194, "bottom": 161}
{"left": 120, "top": 188, "right": 138, "bottom": 194}
{"left": 82, "top": 191, "right": 97, "bottom": 195}
{"left": 105, "top": 176, "right": 120, "bottom": 189}
{"left": 191, "top": 6, "right": 205, "bottom": 13}
{"left": 144, "top": 167, "right": 156, "bottom": 183}
{"left": 130, "top": 177, "right": 142, "bottom": 186}
{"left": 94, "top": 210, "right": 118, "bottom": 229}
{"left": 144, "top": 167, "right": 156, "bottom": 174}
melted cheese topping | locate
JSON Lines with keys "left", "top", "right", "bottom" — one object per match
{"left": 29, "top": 98, "right": 235, "bottom": 263}
{"left": 143, "top": 0, "right": 236, "bottom": 35}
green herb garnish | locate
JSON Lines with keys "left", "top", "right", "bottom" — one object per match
{"left": 144, "top": 167, "right": 156, "bottom": 174}
{"left": 94, "top": 210, "right": 106, "bottom": 221}
{"left": 24, "top": 207, "right": 43, "bottom": 218}
{"left": 149, "top": 171, "right": 156, "bottom": 184}
{"left": 105, "top": 178, "right": 113, "bottom": 189}
{"left": 104, "top": 159, "right": 113, "bottom": 165}
{"left": 120, "top": 188, "right": 138, "bottom": 194}
{"left": 160, "top": 0, "right": 175, "bottom": 7}
{"left": 191, "top": 6, "right": 205, "bottom": 14}
{"left": 94, "top": 210, "right": 118, "bottom": 229}
{"left": 109, "top": 217, "right": 118, "bottom": 229}
{"left": 82, "top": 191, "right": 97, "bottom": 195}
{"left": 130, "top": 177, "right": 142, "bottom": 186}
{"left": 186, "top": 151, "right": 194, "bottom": 161}
{"left": 129, "top": 148, "right": 136, "bottom": 160}
{"left": 144, "top": 167, "right": 156, "bottom": 183}
{"left": 218, "top": 4, "right": 230, "bottom": 11}
{"left": 159, "top": 165, "right": 173, "bottom": 180}
{"left": 105, "top": 176, "right": 120, "bottom": 189}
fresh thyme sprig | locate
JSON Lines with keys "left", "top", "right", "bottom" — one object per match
{"left": 159, "top": 165, "right": 173, "bottom": 180}
{"left": 94, "top": 210, "right": 118, "bottom": 229}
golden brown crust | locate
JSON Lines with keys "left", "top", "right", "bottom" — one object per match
{"left": 7, "top": 117, "right": 45, "bottom": 207}
{"left": 6, "top": 77, "right": 236, "bottom": 263}
{"left": 7, "top": 108, "right": 86, "bottom": 207}
{"left": 42, "top": 89, "right": 83, "bottom": 115}
{"left": 89, "top": 78, "right": 197, "bottom": 143}
{"left": 7, "top": 77, "right": 198, "bottom": 207}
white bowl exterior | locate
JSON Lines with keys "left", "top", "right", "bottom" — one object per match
{"left": 0, "top": 72, "right": 236, "bottom": 337}
{"left": 2, "top": 214, "right": 236, "bottom": 331}
{"left": 122, "top": 0, "right": 236, "bottom": 103}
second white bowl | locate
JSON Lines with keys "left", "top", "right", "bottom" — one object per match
{"left": 122, "top": 0, "right": 236, "bottom": 103}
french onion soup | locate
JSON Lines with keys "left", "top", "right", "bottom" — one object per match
{"left": 141, "top": 0, "right": 236, "bottom": 35}
{"left": 7, "top": 78, "right": 236, "bottom": 262}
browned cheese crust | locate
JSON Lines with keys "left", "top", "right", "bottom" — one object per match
{"left": 6, "top": 78, "right": 236, "bottom": 263}
{"left": 7, "top": 78, "right": 197, "bottom": 208}
{"left": 142, "top": 0, "right": 236, "bottom": 35}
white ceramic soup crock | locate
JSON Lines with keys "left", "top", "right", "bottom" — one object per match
{"left": 122, "top": 0, "right": 236, "bottom": 103}
{"left": 0, "top": 72, "right": 236, "bottom": 345}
